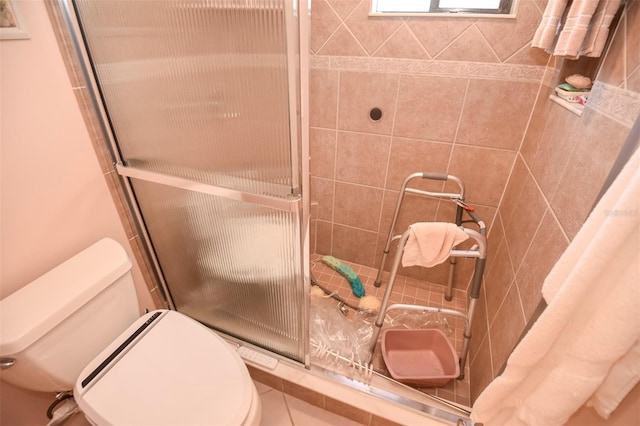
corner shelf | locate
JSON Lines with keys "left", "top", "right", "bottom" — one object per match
{"left": 549, "top": 95, "right": 584, "bottom": 116}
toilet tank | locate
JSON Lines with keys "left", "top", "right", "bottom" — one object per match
{"left": 0, "top": 238, "right": 140, "bottom": 392}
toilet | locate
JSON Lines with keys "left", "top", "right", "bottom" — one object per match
{"left": 0, "top": 238, "right": 261, "bottom": 425}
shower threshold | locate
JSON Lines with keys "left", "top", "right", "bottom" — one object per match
{"left": 245, "top": 345, "right": 474, "bottom": 426}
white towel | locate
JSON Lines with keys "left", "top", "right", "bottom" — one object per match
{"left": 588, "top": 340, "right": 640, "bottom": 419}
{"left": 401, "top": 222, "right": 469, "bottom": 268}
{"left": 471, "top": 147, "right": 640, "bottom": 425}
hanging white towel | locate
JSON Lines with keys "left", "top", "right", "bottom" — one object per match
{"left": 401, "top": 222, "right": 469, "bottom": 268}
{"left": 471, "top": 147, "right": 640, "bottom": 425}
{"left": 588, "top": 340, "right": 640, "bottom": 418}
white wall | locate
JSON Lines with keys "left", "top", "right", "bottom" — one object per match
{"left": 0, "top": 1, "right": 152, "bottom": 424}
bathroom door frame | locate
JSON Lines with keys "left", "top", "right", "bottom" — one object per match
{"left": 57, "top": 0, "right": 311, "bottom": 368}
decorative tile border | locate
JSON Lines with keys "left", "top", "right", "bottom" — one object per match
{"left": 587, "top": 82, "right": 640, "bottom": 128}
{"left": 311, "top": 55, "right": 546, "bottom": 82}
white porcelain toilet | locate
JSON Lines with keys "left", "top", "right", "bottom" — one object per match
{"left": 0, "top": 238, "right": 261, "bottom": 425}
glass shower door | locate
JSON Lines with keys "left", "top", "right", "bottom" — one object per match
{"left": 69, "top": 0, "right": 308, "bottom": 362}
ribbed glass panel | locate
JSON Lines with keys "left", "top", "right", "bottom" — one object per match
{"left": 74, "top": 0, "right": 294, "bottom": 197}
{"left": 130, "top": 179, "right": 304, "bottom": 360}
{"left": 70, "top": 0, "right": 306, "bottom": 362}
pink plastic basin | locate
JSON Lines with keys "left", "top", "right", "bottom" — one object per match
{"left": 381, "top": 328, "right": 459, "bottom": 387}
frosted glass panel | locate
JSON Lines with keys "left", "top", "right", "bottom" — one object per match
{"left": 74, "top": 0, "right": 294, "bottom": 197}
{"left": 131, "top": 180, "right": 304, "bottom": 360}
{"left": 70, "top": 0, "right": 306, "bottom": 363}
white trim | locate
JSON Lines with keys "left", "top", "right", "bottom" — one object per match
{"left": 370, "top": 0, "right": 516, "bottom": 18}
{"left": 369, "top": 11, "right": 516, "bottom": 18}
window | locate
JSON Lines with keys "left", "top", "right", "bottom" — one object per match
{"left": 371, "top": 0, "right": 515, "bottom": 16}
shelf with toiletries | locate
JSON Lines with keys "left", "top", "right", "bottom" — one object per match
{"left": 549, "top": 73, "right": 592, "bottom": 116}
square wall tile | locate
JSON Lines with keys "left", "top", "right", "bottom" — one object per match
{"left": 488, "top": 283, "right": 526, "bottom": 374}
{"left": 519, "top": 86, "right": 554, "bottom": 169}
{"left": 498, "top": 155, "right": 530, "bottom": 230}
{"left": 333, "top": 182, "right": 384, "bottom": 231}
{"left": 475, "top": 0, "right": 543, "bottom": 62}
{"left": 480, "top": 211, "right": 505, "bottom": 285}
{"left": 310, "top": 128, "right": 337, "bottom": 179}
{"left": 310, "top": 0, "right": 342, "bottom": 53}
{"left": 394, "top": 74, "right": 467, "bottom": 142}
{"left": 344, "top": 1, "right": 404, "bottom": 55}
{"left": 317, "top": 25, "right": 369, "bottom": 56}
{"left": 551, "top": 108, "right": 630, "bottom": 239}
{"left": 515, "top": 211, "right": 569, "bottom": 321}
{"left": 379, "top": 191, "right": 439, "bottom": 236}
{"left": 470, "top": 335, "right": 494, "bottom": 403}
{"left": 503, "top": 168, "right": 548, "bottom": 271}
{"left": 456, "top": 79, "right": 539, "bottom": 151}
{"left": 406, "top": 18, "right": 473, "bottom": 58}
{"left": 445, "top": 145, "right": 517, "bottom": 207}
{"left": 332, "top": 224, "right": 378, "bottom": 267}
{"left": 435, "top": 26, "right": 500, "bottom": 63}
{"left": 483, "top": 237, "right": 515, "bottom": 322}
{"left": 596, "top": 2, "right": 627, "bottom": 88}
{"left": 310, "top": 69, "right": 339, "bottom": 129}
{"left": 336, "top": 131, "right": 391, "bottom": 187}
{"left": 435, "top": 200, "right": 497, "bottom": 236}
{"left": 325, "top": 0, "right": 359, "bottom": 20}
{"left": 338, "top": 71, "right": 400, "bottom": 135}
{"left": 310, "top": 177, "right": 334, "bottom": 221}
{"left": 374, "top": 25, "right": 431, "bottom": 60}
{"left": 316, "top": 220, "right": 333, "bottom": 255}
{"left": 527, "top": 103, "right": 581, "bottom": 199}
{"left": 385, "top": 138, "right": 452, "bottom": 191}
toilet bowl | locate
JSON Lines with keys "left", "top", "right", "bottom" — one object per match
{"left": 0, "top": 238, "right": 261, "bottom": 425}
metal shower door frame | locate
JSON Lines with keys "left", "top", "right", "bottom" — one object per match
{"left": 57, "top": 0, "right": 311, "bottom": 367}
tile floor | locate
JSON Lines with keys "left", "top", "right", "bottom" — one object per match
{"left": 67, "top": 380, "right": 362, "bottom": 426}
{"left": 256, "top": 381, "right": 363, "bottom": 426}
{"left": 310, "top": 254, "right": 471, "bottom": 407}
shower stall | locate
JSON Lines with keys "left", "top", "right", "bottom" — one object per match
{"left": 62, "top": 0, "right": 310, "bottom": 364}
{"left": 57, "top": 1, "right": 474, "bottom": 423}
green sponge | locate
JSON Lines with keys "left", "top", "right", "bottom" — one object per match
{"left": 322, "top": 255, "right": 365, "bottom": 297}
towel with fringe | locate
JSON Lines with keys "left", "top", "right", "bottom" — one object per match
{"left": 532, "top": 0, "right": 621, "bottom": 58}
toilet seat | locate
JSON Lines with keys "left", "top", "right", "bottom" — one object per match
{"left": 74, "top": 310, "right": 256, "bottom": 425}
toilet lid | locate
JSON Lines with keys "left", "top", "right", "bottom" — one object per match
{"left": 74, "top": 310, "right": 252, "bottom": 425}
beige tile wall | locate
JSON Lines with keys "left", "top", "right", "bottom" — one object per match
{"left": 310, "top": 0, "right": 548, "bottom": 286}
{"left": 309, "top": 0, "right": 640, "bottom": 404}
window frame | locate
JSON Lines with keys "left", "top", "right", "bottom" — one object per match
{"left": 370, "top": 0, "right": 516, "bottom": 17}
